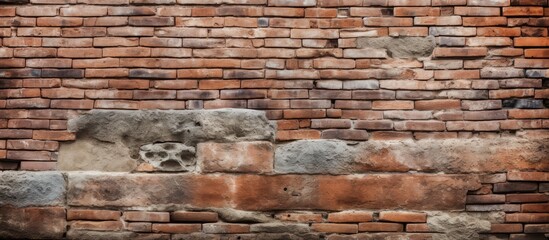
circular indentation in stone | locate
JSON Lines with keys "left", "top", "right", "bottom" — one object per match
{"left": 158, "top": 151, "right": 168, "bottom": 158}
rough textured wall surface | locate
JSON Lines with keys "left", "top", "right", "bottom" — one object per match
{"left": 0, "top": 0, "right": 549, "bottom": 170}
{"left": 0, "top": 0, "right": 548, "bottom": 239}
{"left": 0, "top": 109, "right": 547, "bottom": 239}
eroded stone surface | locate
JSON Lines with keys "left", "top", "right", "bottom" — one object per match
{"left": 427, "top": 211, "right": 504, "bottom": 240}
{"left": 59, "top": 109, "right": 274, "bottom": 172}
{"left": 357, "top": 36, "right": 436, "bottom": 58}
{"left": 140, "top": 142, "right": 196, "bottom": 172}
{"left": 0, "top": 207, "right": 66, "bottom": 239}
{"left": 0, "top": 171, "right": 65, "bottom": 207}
{"left": 67, "top": 173, "right": 479, "bottom": 211}
{"left": 275, "top": 138, "right": 549, "bottom": 174}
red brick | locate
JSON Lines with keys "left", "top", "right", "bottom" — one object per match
{"left": 42, "top": 88, "right": 85, "bottom": 99}
{"left": 491, "top": 224, "right": 523, "bottom": 233}
{"left": 312, "top": 223, "right": 358, "bottom": 234}
{"left": 95, "top": 100, "right": 139, "bottom": 109}
{"left": 277, "top": 129, "right": 321, "bottom": 141}
{"left": 151, "top": 224, "right": 201, "bottom": 234}
{"left": 7, "top": 139, "right": 58, "bottom": 151}
{"left": 414, "top": 16, "right": 462, "bottom": 26}
{"left": 170, "top": 211, "right": 218, "bottom": 223}
{"left": 198, "top": 141, "right": 273, "bottom": 173}
{"left": 61, "top": 6, "right": 108, "bottom": 17}
{"left": 0, "top": 129, "right": 33, "bottom": 139}
{"left": 363, "top": 17, "right": 413, "bottom": 26}
{"left": 466, "top": 195, "right": 506, "bottom": 204}
{"left": 6, "top": 150, "right": 52, "bottom": 161}
{"left": 507, "top": 194, "right": 549, "bottom": 203}
{"left": 6, "top": 98, "right": 50, "bottom": 109}
{"left": 33, "top": 130, "right": 75, "bottom": 141}
{"left": 8, "top": 119, "right": 49, "bottom": 129}
{"left": 394, "top": 121, "right": 446, "bottom": 131}
{"left": 406, "top": 224, "right": 431, "bottom": 233}
{"left": 503, "top": 7, "right": 544, "bottom": 16}
{"left": 515, "top": 37, "right": 549, "bottom": 47}
{"left": 522, "top": 204, "right": 549, "bottom": 213}
{"left": 311, "top": 119, "right": 352, "bottom": 129}
{"left": 306, "top": 8, "right": 337, "bottom": 18}
{"left": 199, "top": 80, "right": 240, "bottom": 90}
{"left": 358, "top": 222, "right": 403, "bottom": 232}
{"left": 524, "top": 224, "right": 549, "bottom": 233}
{"left": 204, "top": 100, "right": 246, "bottom": 109}
{"left": 506, "top": 213, "right": 549, "bottom": 223}
{"left": 67, "top": 209, "right": 120, "bottom": 221}
{"left": 379, "top": 211, "right": 427, "bottom": 223}
{"left": 71, "top": 221, "right": 123, "bottom": 231}
{"left": 463, "top": 17, "right": 507, "bottom": 26}
{"left": 51, "top": 100, "right": 94, "bottom": 109}
{"left": 509, "top": 109, "right": 549, "bottom": 119}
{"left": 109, "top": 80, "right": 149, "bottom": 90}
{"left": 433, "top": 47, "right": 488, "bottom": 58}
{"left": 284, "top": 109, "right": 326, "bottom": 119}
{"left": 20, "top": 161, "right": 56, "bottom": 171}
{"left": 508, "top": 172, "right": 549, "bottom": 182}
{"left": 327, "top": 211, "right": 373, "bottom": 223}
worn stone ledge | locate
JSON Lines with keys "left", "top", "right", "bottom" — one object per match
{"left": 66, "top": 173, "right": 479, "bottom": 211}
{"left": 275, "top": 138, "right": 549, "bottom": 174}
{"left": 0, "top": 171, "right": 66, "bottom": 207}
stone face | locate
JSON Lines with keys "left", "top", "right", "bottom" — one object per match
{"left": 0, "top": 207, "right": 66, "bottom": 239}
{"left": 0, "top": 171, "right": 66, "bottom": 207}
{"left": 139, "top": 142, "right": 196, "bottom": 172}
{"left": 275, "top": 138, "right": 549, "bottom": 174}
{"left": 275, "top": 140, "right": 354, "bottom": 174}
{"left": 59, "top": 109, "right": 274, "bottom": 171}
{"left": 58, "top": 139, "right": 137, "bottom": 172}
{"left": 67, "top": 173, "right": 479, "bottom": 211}
{"left": 427, "top": 211, "right": 503, "bottom": 240}
{"left": 357, "top": 36, "right": 436, "bottom": 58}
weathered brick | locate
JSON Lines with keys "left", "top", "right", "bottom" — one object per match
{"left": 67, "top": 209, "right": 120, "bottom": 221}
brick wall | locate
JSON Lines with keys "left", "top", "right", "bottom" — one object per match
{"left": 0, "top": 0, "right": 548, "bottom": 238}
{"left": 1, "top": 0, "right": 548, "bottom": 169}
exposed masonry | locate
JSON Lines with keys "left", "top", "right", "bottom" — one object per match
{"left": 0, "top": 0, "right": 549, "bottom": 171}
{"left": 1, "top": 109, "right": 548, "bottom": 239}
{"left": 0, "top": 0, "right": 548, "bottom": 238}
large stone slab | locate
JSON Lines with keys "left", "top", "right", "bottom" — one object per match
{"left": 67, "top": 173, "right": 479, "bottom": 211}
{"left": 0, "top": 171, "right": 66, "bottom": 207}
{"left": 59, "top": 109, "right": 275, "bottom": 172}
{"left": 0, "top": 207, "right": 66, "bottom": 239}
{"left": 275, "top": 138, "right": 549, "bottom": 174}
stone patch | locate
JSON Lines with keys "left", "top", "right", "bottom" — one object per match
{"left": 0, "top": 171, "right": 66, "bottom": 207}
{"left": 140, "top": 142, "right": 196, "bottom": 172}
{"left": 59, "top": 109, "right": 275, "bottom": 172}
{"left": 0, "top": 207, "right": 66, "bottom": 239}
{"left": 357, "top": 36, "right": 436, "bottom": 58}
{"left": 427, "top": 211, "right": 503, "bottom": 240}
{"left": 67, "top": 173, "right": 479, "bottom": 211}
{"left": 275, "top": 138, "right": 549, "bottom": 174}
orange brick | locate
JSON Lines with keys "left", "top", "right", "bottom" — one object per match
{"left": 312, "top": 223, "right": 358, "bottom": 234}
{"left": 379, "top": 211, "right": 427, "bottom": 223}
{"left": 67, "top": 209, "right": 120, "bottom": 221}
{"left": 33, "top": 130, "right": 75, "bottom": 141}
